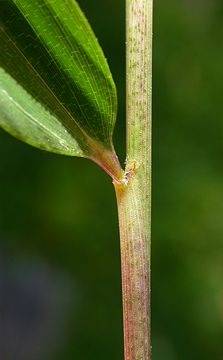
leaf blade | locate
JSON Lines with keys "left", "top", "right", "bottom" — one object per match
{"left": 0, "top": 66, "right": 84, "bottom": 156}
{"left": 0, "top": 0, "right": 118, "bottom": 159}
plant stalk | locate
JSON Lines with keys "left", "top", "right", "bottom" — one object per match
{"left": 114, "top": 0, "right": 153, "bottom": 359}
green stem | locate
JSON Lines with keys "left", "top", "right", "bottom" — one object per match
{"left": 114, "top": 0, "right": 153, "bottom": 359}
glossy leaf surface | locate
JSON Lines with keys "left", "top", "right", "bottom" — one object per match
{"left": 0, "top": 0, "right": 118, "bottom": 159}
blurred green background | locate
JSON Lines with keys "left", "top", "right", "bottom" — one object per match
{"left": 0, "top": 0, "right": 223, "bottom": 359}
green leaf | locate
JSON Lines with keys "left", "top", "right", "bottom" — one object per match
{"left": 0, "top": 0, "right": 122, "bottom": 178}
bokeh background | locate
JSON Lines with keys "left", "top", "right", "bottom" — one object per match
{"left": 1, "top": 0, "right": 223, "bottom": 359}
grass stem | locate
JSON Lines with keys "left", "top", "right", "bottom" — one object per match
{"left": 114, "top": 0, "right": 153, "bottom": 358}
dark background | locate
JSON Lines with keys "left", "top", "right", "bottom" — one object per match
{"left": 0, "top": 0, "right": 223, "bottom": 359}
